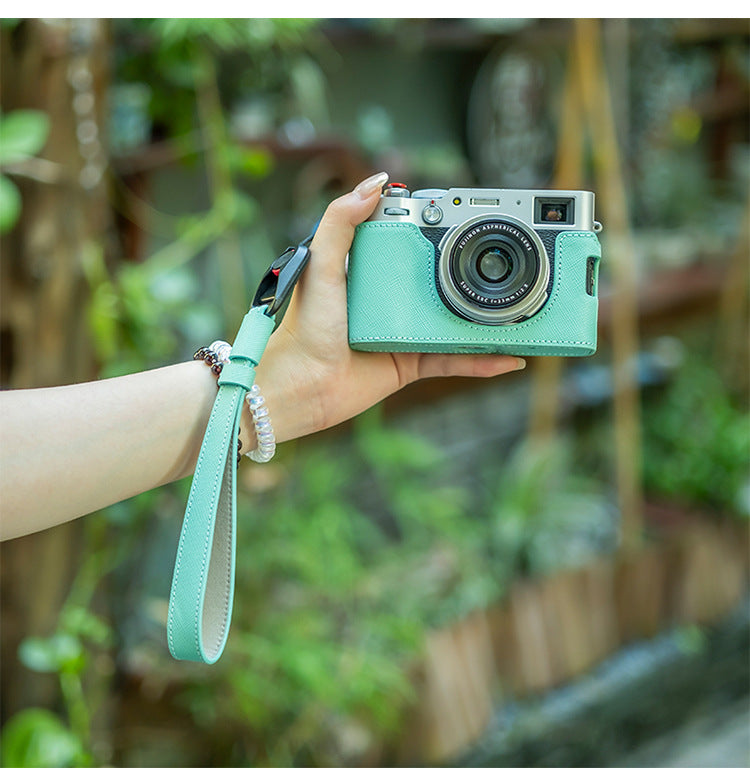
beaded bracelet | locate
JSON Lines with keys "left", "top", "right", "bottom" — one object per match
{"left": 194, "top": 341, "right": 275, "bottom": 463}
{"left": 245, "top": 384, "right": 276, "bottom": 463}
{"left": 193, "top": 340, "right": 232, "bottom": 379}
{"left": 194, "top": 340, "right": 246, "bottom": 463}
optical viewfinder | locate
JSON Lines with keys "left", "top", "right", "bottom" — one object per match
{"left": 534, "top": 197, "right": 574, "bottom": 225}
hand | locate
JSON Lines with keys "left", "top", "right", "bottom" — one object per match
{"left": 251, "top": 172, "right": 526, "bottom": 445}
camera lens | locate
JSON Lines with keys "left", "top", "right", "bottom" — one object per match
{"left": 452, "top": 228, "right": 532, "bottom": 305}
{"left": 476, "top": 247, "right": 511, "bottom": 283}
{"left": 438, "top": 216, "right": 550, "bottom": 325}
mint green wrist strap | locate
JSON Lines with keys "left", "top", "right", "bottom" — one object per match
{"left": 167, "top": 306, "right": 275, "bottom": 663}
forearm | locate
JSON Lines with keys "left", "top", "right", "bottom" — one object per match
{"left": 0, "top": 361, "right": 253, "bottom": 540}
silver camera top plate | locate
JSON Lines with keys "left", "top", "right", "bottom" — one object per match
{"left": 370, "top": 186, "right": 599, "bottom": 232}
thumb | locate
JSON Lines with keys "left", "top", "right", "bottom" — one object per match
{"left": 307, "top": 172, "right": 389, "bottom": 285}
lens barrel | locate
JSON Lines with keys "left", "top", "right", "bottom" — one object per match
{"left": 438, "top": 216, "right": 550, "bottom": 325}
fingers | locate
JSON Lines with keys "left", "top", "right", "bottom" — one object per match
{"left": 307, "top": 171, "right": 389, "bottom": 285}
{"left": 415, "top": 353, "right": 526, "bottom": 381}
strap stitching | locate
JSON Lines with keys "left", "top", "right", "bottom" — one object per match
{"left": 167, "top": 386, "right": 235, "bottom": 660}
{"left": 207, "top": 433, "right": 237, "bottom": 661}
{"left": 209, "top": 364, "right": 253, "bottom": 659}
{"left": 193, "top": 392, "right": 235, "bottom": 659}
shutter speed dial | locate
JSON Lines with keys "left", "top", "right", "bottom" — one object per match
{"left": 382, "top": 182, "right": 410, "bottom": 198}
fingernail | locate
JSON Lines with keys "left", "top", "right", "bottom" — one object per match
{"left": 354, "top": 171, "right": 389, "bottom": 200}
{"left": 515, "top": 357, "right": 527, "bottom": 370}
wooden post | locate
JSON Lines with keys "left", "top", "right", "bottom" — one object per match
{"left": 573, "top": 18, "right": 644, "bottom": 547}
{"left": 716, "top": 196, "right": 749, "bottom": 385}
{"left": 529, "top": 42, "right": 583, "bottom": 446}
{"left": 530, "top": 20, "right": 644, "bottom": 548}
{"left": 0, "top": 18, "right": 112, "bottom": 724}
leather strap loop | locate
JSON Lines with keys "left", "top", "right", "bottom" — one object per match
{"left": 231, "top": 310, "right": 276, "bottom": 364}
{"left": 218, "top": 360, "right": 256, "bottom": 391}
{"left": 167, "top": 306, "right": 275, "bottom": 663}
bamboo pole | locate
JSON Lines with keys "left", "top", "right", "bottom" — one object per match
{"left": 531, "top": 20, "right": 644, "bottom": 550}
{"left": 716, "top": 195, "right": 750, "bottom": 386}
{"left": 573, "top": 18, "right": 644, "bottom": 547}
{"left": 528, "top": 41, "right": 584, "bottom": 445}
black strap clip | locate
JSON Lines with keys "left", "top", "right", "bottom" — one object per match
{"left": 252, "top": 235, "right": 313, "bottom": 317}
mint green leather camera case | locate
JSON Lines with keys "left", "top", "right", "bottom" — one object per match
{"left": 347, "top": 222, "right": 601, "bottom": 356}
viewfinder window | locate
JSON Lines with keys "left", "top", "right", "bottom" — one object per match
{"left": 534, "top": 197, "right": 574, "bottom": 225}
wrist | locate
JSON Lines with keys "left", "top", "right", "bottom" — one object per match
{"left": 194, "top": 329, "right": 323, "bottom": 457}
{"left": 251, "top": 328, "right": 324, "bottom": 445}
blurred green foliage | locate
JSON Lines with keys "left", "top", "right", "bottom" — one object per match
{"left": 0, "top": 109, "right": 50, "bottom": 233}
{"left": 486, "top": 439, "right": 616, "bottom": 580}
{"left": 84, "top": 19, "right": 329, "bottom": 381}
{"left": 0, "top": 709, "right": 85, "bottom": 768}
{"left": 113, "top": 19, "right": 323, "bottom": 144}
{"left": 0, "top": 512, "right": 122, "bottom": 767}
{"left": 87, "top": 20, "right": 326, "bottom": 376}
{"left": 642, "top": 359, "right": 750, "bottom": 517}
{"left": 179, "top": 413, "right": 447, "bottom": 764}
{"left": 167, "top": 409, "right": 612, "bottom": 766}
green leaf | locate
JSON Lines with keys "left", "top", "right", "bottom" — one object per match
{"left": 0, "top": 708, "right": 84, "bottom": 768}
{"left": 675, "top": 624, "right": 707, "bottom": 656}
{"left": 0, "top": 173, "right": 21, "bottom": 233}
{"left": 0, "top": 109, "right": 50, "bottom": 164}
{"left": 223, "top": 143, "right": 274, "bottom": 178}
{"left": 19, "top": 634, "right": 85, "bottom": 674}
{"left": 148, "top": 264, "right": 199, "bottom": 304}
{"left": 60, "top": 606, "right": 112, "bottom": 646}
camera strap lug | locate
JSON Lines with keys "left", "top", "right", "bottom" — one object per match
{"left": 252, "top": 234, "right": 313, "bottom": 317}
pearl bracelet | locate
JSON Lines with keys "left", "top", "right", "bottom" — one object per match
{"left": 245, "top": 384, "right": 276, "bottom": 463}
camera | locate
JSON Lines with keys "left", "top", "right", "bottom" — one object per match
{"left": 347, "top": 185, "right": 602, "bottom": 356}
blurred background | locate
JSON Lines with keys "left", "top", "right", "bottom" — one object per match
{"left": 0, "top": 17, "right": 748, "bottom": 768}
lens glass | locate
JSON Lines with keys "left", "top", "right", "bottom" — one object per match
{"left": 448, "top": 220, "right": 540, "bottom": 310}
{"left": 476, "top": 247, "right": 511, "bottom": 282}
